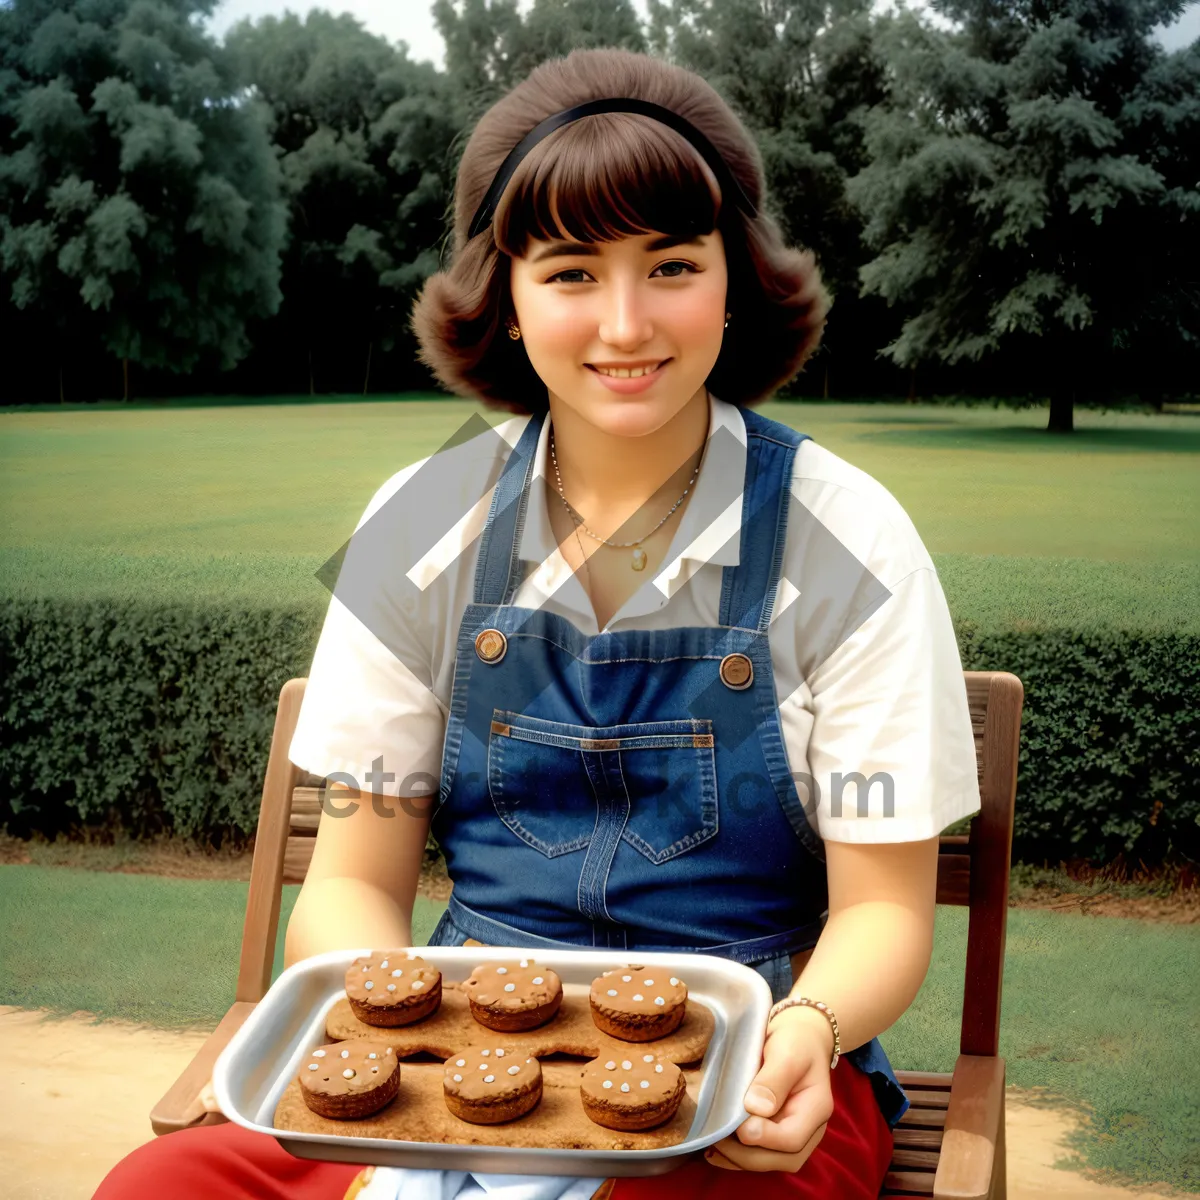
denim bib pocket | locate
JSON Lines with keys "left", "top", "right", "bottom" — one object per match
{"left": 487, "top": 709, "right": 717, "bottom": 863}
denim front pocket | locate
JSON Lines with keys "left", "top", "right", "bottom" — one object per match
{"left": 486, "top": 709, "right": 717, "bottom": 864}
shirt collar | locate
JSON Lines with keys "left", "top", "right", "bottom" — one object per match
{"left": 518, "top": 390, "right": 748, "bottom": 599}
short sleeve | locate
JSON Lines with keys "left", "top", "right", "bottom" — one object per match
{"left": 804, "top": 567, "right": 981, "bottom": 843}
{"left": 288, "top": 464, "right": 449, "bottom": 800}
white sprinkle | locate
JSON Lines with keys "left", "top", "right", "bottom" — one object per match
{"left": 412, "top": 981, "right": 424, "bottom": 990}
{"left": 380, "top": 960, "right": 389, "bottom": 969}
{"left": 496, "top": 967, "right": 508, "bottom": 974}
{"left": 364, "top": 980, "right": 374, "bottom": 990}
{"left": 308, "top": 1063, "right": 318, "bottom": 1071}
{"left": 340, "top": 1050, "right": 351, "bottom": 1059}
{"left": 362, "top": 964, "right": 371, "bottom": 971}
{"left": 507, "top": 1065, "right": 520, "bottom": 1075}
{"left": 386, "top": 984, "right": 396, "bottom": 992}
{"left": 520, "top": 959, "right": 529, "bottom": 967}
{"left": 392, "top": 969, "right": 403, "bottom": 978}
{"left": 655, "top": 996, "right": 665, "bottom": 1006}
{"left": 312, "top": 1050, "right": 326, "bottom": 1058}
{"left": 643, "top": 979, "right": 654, "bottom": 985}
{"left": 633, "top": 994, "right": 644, "bottom": 1002}
{"left": 495, "top": 1049, "right": 505, "bottom": 1057}
{"left": 643, "top": 1054, "right": 654, "bottom": 1062}
{"left": 368, "top": 1053, "right": 378, "bottom": 1059}
{"left": 526, "top": 1058, "right": 533, "bottom": 1063}
{"left": 456, "top": 1059, "right": 465, "bottom": 1066}
{"left": 640, "top": 1079, "right": 650, "bottom": 1088}
{"left": 622, "top": 1060, "right": 632, "bottom": 1069}
{"left": 532, "top": 976, "right": 544, "bottom": 985}
{"left": 655, "top": 1064, "right": 663, "bottom": 1073}
{"left": 603, "top": 1080, "right": 613, "bottom": 1089}
{"left": 481, "top": 1049, "right": 490, "bottom": 1056}
{"left": 504, "top": 983, "right": 515, "bottom": 992}
{"left": 453, "top": 1073, "right": 462, "bottom": 1082}
{"left": 343, "top": 1068, "right": 355, "bottom": 1079}
{"left": 670, "top": 977, "right": 679, "bottom": 986}
{"left": 621, "top": 1082, "right": 630, "bottom": 1092}
{"left": 622, "top": 975, "right": 632, "bottom": 982}
{"left": 386, "top": 1048, "right": 393, "bottom": 1054}
{"left": 605, "top": 1060, "right": 616, "bottom": 1070}
{"left": 484, "top": 1074, "right": 495, "bottom": 1083}
{"left": 607, "top": 989, "right": 617, "bottom": 997}
{"left": 479, "top": 1064, "right": 486, "bottom": 1070}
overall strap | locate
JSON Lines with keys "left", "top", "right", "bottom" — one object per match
{"left": 473, "top": 411, "right": 546, "bottom": 607}
{"left": 719, "top": 408, "right": 811, "bottom": 633}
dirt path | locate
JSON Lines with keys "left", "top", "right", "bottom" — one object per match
{"left": 1, "top": 1006, "right": 1186, "bottom": 1200}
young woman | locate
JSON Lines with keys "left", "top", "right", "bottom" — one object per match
{"left": 94, "top": 47, "right": 981, "bottom": 1200}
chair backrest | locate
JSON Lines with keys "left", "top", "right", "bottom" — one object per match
{"left": 237, "top": 672, "right": 1023, "bottom": 1058}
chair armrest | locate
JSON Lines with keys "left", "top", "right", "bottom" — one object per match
{"left": 150, "top": 1001, "right": 258, "bottom": 1136}
{"left": 934, "top": 1053, "right": 1006, "bottom": 1200}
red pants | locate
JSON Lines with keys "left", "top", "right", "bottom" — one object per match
{"left": 94, "top": 1055, "right": 892, "bottom": 1199}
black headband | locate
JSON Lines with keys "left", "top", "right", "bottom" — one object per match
{"left": 466, "top": 97, "right": 758, "bottom": 240}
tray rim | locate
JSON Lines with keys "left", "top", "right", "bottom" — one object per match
{"left": 212, "top": 944, "right": 772, "bottom": 1176}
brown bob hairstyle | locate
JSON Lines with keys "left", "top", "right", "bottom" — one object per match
{"left": 411, "top": 48, "right": 831, "bottom": 416}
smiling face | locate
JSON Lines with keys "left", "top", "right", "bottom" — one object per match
{"left": 507, "top": 229, "right": 728, "bottom": 437}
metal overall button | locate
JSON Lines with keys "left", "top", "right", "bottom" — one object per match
{"left": 474, "top": 628, "right": 507, "bottom": 664}
{"left": 719, "top": 652, "right": 753, "bottom": 690}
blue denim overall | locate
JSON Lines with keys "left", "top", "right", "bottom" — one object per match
{"left": 427, "top": 406, "right": 909, "bottom": 1130}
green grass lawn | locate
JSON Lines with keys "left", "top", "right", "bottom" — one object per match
{"left": 2, "top": 396, "right": 1199, "bottom": 632}
{"left": 1, "top": 865, "right": 1197, "bottom": 1189}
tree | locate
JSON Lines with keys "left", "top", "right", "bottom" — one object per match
{"left": 0, "top": 0, "right": 286, "bottom": 401}
{"left": 648, "top": 0, "right": 892, "bottom": 399}
{"left": 847, "top": 0, "right": 1199, "bottom": 431}
{"left": 226, "top": 9, "right": 458, "bottom": 394}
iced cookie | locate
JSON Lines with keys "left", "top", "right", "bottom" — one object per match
{"left": 345, "top": 952, "right": 442, "bottom": 1026}
{"left": 299, "top": 1040, "right": 400, "bottom": 1119}
{"left": 589, "top": 966, "right": 687, "bottom": 1041}
{"left": 579, "top": 1051, "right": 686, "bottom": 1131}
{"left": 461, "top": 959, "right": 563, "bottom": 1032}
{"left": 442, "top": 1045, "right": 543, "bottom": 1124}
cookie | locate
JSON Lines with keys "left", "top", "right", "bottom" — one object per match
{"left": 579, "top": 1051, "right": 687, "bottom": 1131}
{"left": 461, "top": 959, "right": 563, "bottom": 1032}
{"left": 298, "top": 1040, "right": 400, "bottom": 1119}
{"left": 345, "top": 952, "right": 442, "bottom": 1027}
{"left": 442, "top": 1045, "right": 543, "bottom": 1124}
{"left": 589, "top": 966, "right": 687, "bottom": 1041}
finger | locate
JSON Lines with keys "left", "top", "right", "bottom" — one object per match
{"left": 704, "top": 1140, "right": 743, "bottom": 1171}
{"left": 738, "top": 1083, "right": 833, "bottom": 1153}
{"left": 712, "top": 1120, "right": 827, "bottom": 1174}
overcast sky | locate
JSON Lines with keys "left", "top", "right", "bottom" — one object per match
{"left": 203, "top": 0, "right": 1200, "bottom": 65}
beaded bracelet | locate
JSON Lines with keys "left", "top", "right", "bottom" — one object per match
{"left": 765, "top": 997, "right": 841, "bottom": 1070}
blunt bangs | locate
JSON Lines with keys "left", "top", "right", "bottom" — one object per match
{"left": 492, "top": 113, "right": 723, "bottom": 255}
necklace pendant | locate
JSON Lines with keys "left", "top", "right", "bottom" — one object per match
{"left": 631, "top": 547, "right": 648, "bottom": 571}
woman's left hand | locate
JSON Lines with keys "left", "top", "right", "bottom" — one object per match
{"left": 704, "top": 1008, "right": 835, "bottom": 1172}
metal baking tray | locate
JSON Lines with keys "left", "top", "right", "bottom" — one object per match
{"left": 212, "top": 944, "right": 772, "bottom": 1176}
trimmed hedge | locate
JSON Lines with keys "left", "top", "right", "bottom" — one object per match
{"left": 1, "top": 598, "right": 1196, "bottom": 866}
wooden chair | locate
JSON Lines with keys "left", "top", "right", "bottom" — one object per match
{"left": 151, "top": 671, "right": 1023, "bottom": 1200}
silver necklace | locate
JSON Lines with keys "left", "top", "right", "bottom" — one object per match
{"left": 549, "top": 424, "right": 701, "bottom": 572}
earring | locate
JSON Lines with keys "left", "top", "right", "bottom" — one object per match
{"left": 724, "top": 312, "right": 731, "bottom": 329}
{"left": 507, "top": 321, "right": 521, "bottom": 341}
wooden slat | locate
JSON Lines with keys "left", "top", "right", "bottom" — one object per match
{"left": 898, "top": 1107, "right": 948, "bottom": 1129}
{"left": 284, "top": 834, "right": 317, "bottom": 885}
{"left": 901, "top": 1089, "right": 953, "bottom": 1110}
{"left": 289, "top": 786, "right": 323, "bottom": 834}
{"left": 935, "top": 853, "right": 971, "bottom": 907}
{"left": 891, "top": 1148, "right": 942, "bottom": 1171}
{"left": 882, "top": 1170, "right": 935, "bottom": 1194}
{"left": 235, "top": 678, "right": 306, "bottom": 1004}
{"left": 893, "top": 1127, "right": 944, "bottom": 1152}
{"left": 895, "top": 1071, "right": 954, "bottom": 1090}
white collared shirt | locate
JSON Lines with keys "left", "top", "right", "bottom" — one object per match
{"left": 290, "top": 393, "right": 981, "bottom": 843}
